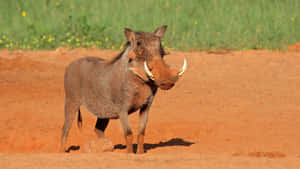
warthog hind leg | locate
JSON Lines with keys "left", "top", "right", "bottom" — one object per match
{"left": 94, "top": 118, "right": 110, "bottom": 138}
{"left": 60, "top": 100, "right": 80, "bottom": 152}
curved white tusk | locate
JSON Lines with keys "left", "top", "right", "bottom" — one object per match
{"left": 144, "top": 61, "right": 155, "bottom": 80}
{"left": 178, "top": 57, "right": 187, "bottom": 76}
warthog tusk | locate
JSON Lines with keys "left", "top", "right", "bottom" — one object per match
{"left": 129, "top": 67, "right": 145, "bottom": 80}
{"left": 144, "top": 61, "right": 155, "bottom": 80}
{"left": 178, "top": 57, "right": 187, "bottom": 76}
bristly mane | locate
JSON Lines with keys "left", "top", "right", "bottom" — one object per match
{"left": 109, "top": 42, "right": 130, "bottom": 64}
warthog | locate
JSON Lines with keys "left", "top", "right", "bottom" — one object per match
{"left": 61, "top": 25, "right": 187, "bottom": 153}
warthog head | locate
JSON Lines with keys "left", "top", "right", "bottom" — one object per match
{"left": 126, "top": 25, "right": 186, "bottom": 90}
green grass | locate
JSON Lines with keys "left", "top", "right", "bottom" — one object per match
{"left": 0, "top": 0, "right": 299, "bottom": 50}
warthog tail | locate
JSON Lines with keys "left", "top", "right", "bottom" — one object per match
{"left": 77, "top": 109, "right": 82, "bottom": 129}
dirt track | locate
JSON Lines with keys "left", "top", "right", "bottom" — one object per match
{"left": 0, "top": 48, "right": 300, "bottom": 168}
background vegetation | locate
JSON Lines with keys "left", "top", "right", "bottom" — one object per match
{"left": 0, "top": 0, "right": 299, "bottom": 50}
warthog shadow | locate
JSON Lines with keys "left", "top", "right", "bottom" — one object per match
{"left": 65, "top": 145, "right": 80, "bottom": 153}
{"left": 65, "top": 138, "right": 194, "bottom": 153}
{"left": 114, "top": 138, "right": 194, "bottom": 153}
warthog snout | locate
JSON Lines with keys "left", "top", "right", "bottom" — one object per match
{"left": 144, "top": 56, "right": 187, "bottom": 90}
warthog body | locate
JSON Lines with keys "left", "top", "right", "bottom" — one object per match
{"left": 61, "top": 26, "right": 186, "bottom": 153}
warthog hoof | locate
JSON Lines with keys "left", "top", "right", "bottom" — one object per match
{"left": 82, "top": 138, "right": 114, "bottom": 153}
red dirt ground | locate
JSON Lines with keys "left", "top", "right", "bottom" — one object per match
{"left": 0, "top": 48, "right": 300, "bottom": 168}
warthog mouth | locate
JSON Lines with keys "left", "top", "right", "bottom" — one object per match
{"left": 130, "top": 57, "right": 187, "bottom": 90}
{"left": 144, "top": 57, "right": 187, "bottom": 81}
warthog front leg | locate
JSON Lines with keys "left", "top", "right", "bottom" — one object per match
{"left": 137, "top": 104, "right": 151, "bottom": 154}
{"left": 119, "top": 111, "right": 133, "bottom": 153}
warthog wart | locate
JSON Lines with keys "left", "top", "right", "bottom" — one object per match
{"left": 61, "top": 25, "right": 187, "bottom": 153}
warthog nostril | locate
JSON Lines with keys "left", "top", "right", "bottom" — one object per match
{"left": 159, "top": 82, "right": 175, "bottom": 90}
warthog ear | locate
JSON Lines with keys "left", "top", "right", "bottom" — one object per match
{"left": 124, "top": 28, "right": 136, "bottom": 45}
{"left": 153, "top": 25, "right": 168, "bottom": 38}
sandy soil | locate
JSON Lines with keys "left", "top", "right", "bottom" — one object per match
{"left": 0, "top": 48, "right": 300, "bottom": 168}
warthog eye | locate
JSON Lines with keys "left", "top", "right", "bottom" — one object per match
{"left": 128, "top": 58, "right": 133, "bottom": 63}
{"left": 137, "top": 41, "right": 142, "bottom": 46}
